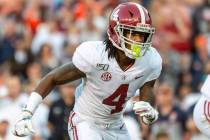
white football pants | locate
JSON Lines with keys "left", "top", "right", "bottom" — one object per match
{"left": 193, "top": 95, "right": 210, "bottom": 138}
{"left": 68, "top": 111, "right": 131, "bottom": 140}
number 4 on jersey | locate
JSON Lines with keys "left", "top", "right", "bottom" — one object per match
{"left": 102, "top": 84, "right": 129, "bottom": 114}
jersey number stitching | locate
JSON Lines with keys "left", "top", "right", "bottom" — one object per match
{"left": 102, "top": 84, "right": 129, "bottom": 114}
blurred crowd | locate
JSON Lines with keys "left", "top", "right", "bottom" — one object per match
{"left": 0, "top": 0, "right": 210, "bottom": 140}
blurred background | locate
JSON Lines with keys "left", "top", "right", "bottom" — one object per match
{"left": 0, "top": 0, "right": 210, "bottom": 140}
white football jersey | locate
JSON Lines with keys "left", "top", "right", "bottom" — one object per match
{"left": 72, "top": 41, "right": 162, "bottom": 124}
{"left": 201, "top": 75, "right": 210, "bottom": 99}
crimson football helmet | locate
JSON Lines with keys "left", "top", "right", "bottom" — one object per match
{"left": 107, "top": 2, "right": 155, "bottom": 59}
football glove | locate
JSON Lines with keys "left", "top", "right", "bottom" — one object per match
{"left": 12, "top": 110, "right": 35, "bottom": 137}
{"left": 133, "top": 101, "right": 158, "bottom": 125}
{"left": 13, "top": 110, "right": 35, "bottom": 137}
{"left": 13, "top": 92, "right": 42, "bottom": 137}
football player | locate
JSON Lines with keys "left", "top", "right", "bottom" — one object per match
{"left": 193, "top": 75, "right": 210, "bottom": 138}
{"left": 13, "top": 2, "right": 162, "bottom": 140}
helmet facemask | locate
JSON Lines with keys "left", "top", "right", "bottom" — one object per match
{"left": 114, "top": 24, "right": 155, "bottom": 59}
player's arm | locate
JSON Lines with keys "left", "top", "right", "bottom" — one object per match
{"left": 29, "top": 62, "right": 85, "bottom": 113}
{"left": 34, "top": 62, "right": 85, "bottom": 98}
{"left": 133, "top": 79, "right": 159, "bottom": 125}
{"left": 139, "top": 79, "right": 156, "bottom": 105}
{"left": 13, "top": 62, "right": 85, "bottom": 137}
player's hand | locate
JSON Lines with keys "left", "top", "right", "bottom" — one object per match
{"left": 12, "top": 110, "right": 35, "bottom": 137}
{"left": 133, "top": 101, "right": 158, "bottom": 125}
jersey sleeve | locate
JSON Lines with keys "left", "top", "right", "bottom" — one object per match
{"left": 145, "top": 48, "right": 162, "bottom": 82}
{"left": 72, "top": 42, "right": 94, "bottom": 73}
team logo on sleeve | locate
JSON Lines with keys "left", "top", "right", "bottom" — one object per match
{"left": 101, "top": 72, "right": 112, "bottom": 81}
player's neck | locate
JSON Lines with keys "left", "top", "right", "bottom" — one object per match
{"left": 115, "top": 50, "right": 135, "bottom": 71}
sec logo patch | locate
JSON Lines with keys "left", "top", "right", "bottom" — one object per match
{"left": 101, "top": 72, "right": 112, "bottom": 81}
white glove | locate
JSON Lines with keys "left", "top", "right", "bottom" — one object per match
{"left": 13, "top": 92, "right": 42, "bottom": 137}
{"left": 133, "top": 101, "right": 158, "bottom": 125}
{"left": 13, "top": 110, "right": 35, "bottom": 137}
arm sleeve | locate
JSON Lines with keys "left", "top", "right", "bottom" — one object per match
{"left": 72, "top": 42, "right": 93, "bottom": 73}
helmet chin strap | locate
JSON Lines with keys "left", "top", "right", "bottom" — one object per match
{"left": 131, "top": 44, "right": 141, "bottom": 58}
{"left": 121, "top": 40, "right": 141, "bottom": 59}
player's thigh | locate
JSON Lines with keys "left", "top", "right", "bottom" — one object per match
{"left": 116, "top": 130, "right": 131, "bottom": 140}
{"left": 193, "top": 95, "right": 210, "bottom": 137}
{"left": 107, "top": 125, "right": 131, "bottom": 140}
{"left": 68, "top": 112, "right": 102, "bottom": 140}
{"left": 68, "top": 121, "right": 102, "bottom": 140}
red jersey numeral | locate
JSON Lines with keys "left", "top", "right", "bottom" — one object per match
{"left": 102, "top": 84, "right": 129, "bottom": 114}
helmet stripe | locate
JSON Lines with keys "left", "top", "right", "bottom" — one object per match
{"left": 134, "top": 3, "right": 145, "bottom": 24}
